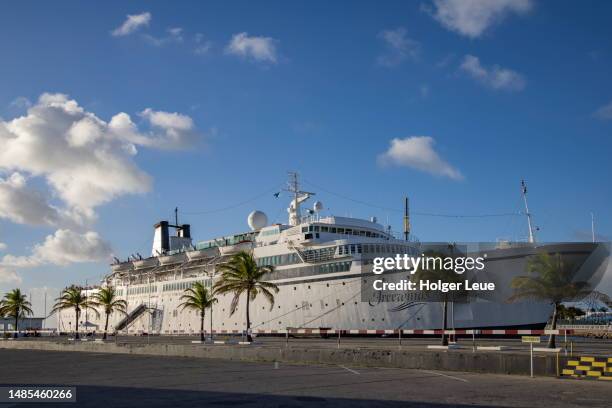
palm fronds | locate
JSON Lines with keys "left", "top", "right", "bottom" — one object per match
{"left": 214, "top": 251, "right": 279, "bottom": 341}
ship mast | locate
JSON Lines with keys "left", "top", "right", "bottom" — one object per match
{"left": 521, "top": 180, "right": 535, "bottom": 243}
{"left": 403, "top": 196, "right": 410, "bottom": 241}
{"left": 285, "top": 172, "right": 314, "bottom": 226}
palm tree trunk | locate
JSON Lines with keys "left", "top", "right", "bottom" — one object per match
{"left": 13, "top": 308, "right": 19, "bottom": 339}
{"left": 245, "top": 291, "right": 252, "bottom": 342}
{"left": 547, "top": 302, "right": 558, "bottom": 348}
{"left": 103, "top": 312, "right": 109, "bottom": 340}
{"left": 75, "top": 308, "right": 80, "bottom": 340}
{"left": 210, "top": 303, "right": 213, "bottom": 341}
{"left": 200, "top": 311, "right": 205, "bottom": 342}
{"left": 441, "top": 300, "right": 448, "bottom": 346}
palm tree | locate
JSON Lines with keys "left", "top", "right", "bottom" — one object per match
{"left": 90, "top": 286, "right": 127, "bottom": 340}
{"left": 214, "top": 251, "right": 279, "bottom": 342}
{"left": 411, "top": 250, "right": 466, "bottom": 346}
{"left": 178, "top": 282, "right": 218, "bottom": 342}
{"left": 0, "top": 305, "right": 5, "bottom": 338}
{"left": 509, "top": 252, "right": 591, "bottom": 348}
{"left": 50, "top": 286, "right": 98, "bottom": 339}
{"left": 0, "top": 289, "right": 33, "bottom": 338}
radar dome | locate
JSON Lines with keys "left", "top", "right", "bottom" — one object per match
{"left": 247, "top": 210, "right": 268, "bottom": 230}
{"left": 313, "top": 201, "right": 324, "bottom": 212}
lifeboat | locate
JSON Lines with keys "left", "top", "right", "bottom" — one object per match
{"left": 158, "top": 253, "right": 187, "bottom": 265}
{"left": 219, "top": 241, "right": 253, "bottom": 255}
{"left": 133, "top": 257, "right": 159, "bottom": 269}
{"left": 111, "top": 262, "right": 133, "bottom": 272}
{"left": 186, "top": 246, "right": 220, "bottom": 261}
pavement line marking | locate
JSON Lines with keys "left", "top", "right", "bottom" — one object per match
{"left": 339, "top": 365, "right": 360, "bottom": 375}
{"left": 422, "top": 369, "right": 469, "bottom": 383}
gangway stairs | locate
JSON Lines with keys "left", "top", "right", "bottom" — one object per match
{"left": 115, "top": 303, "right": 147, "bottom": 331}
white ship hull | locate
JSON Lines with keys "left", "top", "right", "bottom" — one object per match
{"left": 58, "top": 242, "right": 608, "bottom": 335}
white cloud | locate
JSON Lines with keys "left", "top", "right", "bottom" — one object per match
{"left": 593, "top": 101, "right": 612, "bottom": 120}
{"left": 142, "top": 27, "right": 184, "bottom": 47}
{"left": 226, "top": 33, "right": 278, "bottom": 63}
{"left": 0, "top": 172, "right": 73, "bottom": 227}
{"left": 1, "top": 229, "right": 112, "bottom": 268}
{"left": 0, "top": 243, "right": 6, "bottom": 251}
{"left": 460, "top": 55, "right": 525, "bottom": 91}
{"left": 194, "top": 33, "right": 213, "bottom": 55}
{"left": 0, "top": 268, "right": 21, "bottom": 284}
{"left": 379, "top": 136, "right": 463, "bottom": 180}
{"left": 0, "top": 93, "right": 201, "bottom": 277}
{"left": 112, "top": 12, "right": 151, "bottom": 37}
{"left": 424, "top": 0, "right": 533, "bottom": 38}
{"left": 377, "top": 28, "right": 420, "bottom": 67}
{"left": 9, "top": 96, "right": 32, "bottom": 110}
{"left": 139, "top": 109, "right": 198, "bottom": 149}
{"left": 0, "top": 93, "right": 199, "bottom": 216}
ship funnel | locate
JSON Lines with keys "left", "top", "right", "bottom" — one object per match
{"left": 152, "top": 221, "right": 170, "bottom": 256}
{"left": 152, "top": 220, "right": 193, "bottom": 256}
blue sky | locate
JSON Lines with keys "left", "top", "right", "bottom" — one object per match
{"left": 0, "top": 0, "right": 611, "bottom": 313}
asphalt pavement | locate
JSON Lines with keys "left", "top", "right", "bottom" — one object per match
{"left": 0, "top": 349, "right": 610, "bottom": 407}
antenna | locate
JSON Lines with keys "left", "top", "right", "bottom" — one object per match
{"left": 591, "top": 212, "right": 595, "bottom": 243}
{"left": 284, "top": 172, "right": 314, "bottom": 226}
{"left": 175, "top": 207, "right": 179, "bottom": 226}
{"left": 403, "top": 196, "right": 410, "bottom": 241}
{"left": 521, "top": 180, "right": 535, "bottom": 243}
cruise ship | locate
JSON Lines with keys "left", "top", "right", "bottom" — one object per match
{"left": 56, "top": 174, "right": 610, "bottom": 335}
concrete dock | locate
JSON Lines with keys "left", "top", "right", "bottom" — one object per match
{"left": 3, "top": 336, "right": 609, "bottom": 377}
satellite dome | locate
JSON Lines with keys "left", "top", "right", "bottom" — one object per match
{"left": 247, "top": 210, "right": 268, "bottom": 231}
{"left": 313, "top": 201, "right": 324, "bottom": 212}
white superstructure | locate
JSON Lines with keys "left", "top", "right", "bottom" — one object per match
{"left": 57, "top": 175, "right": 608, "bottom": 335}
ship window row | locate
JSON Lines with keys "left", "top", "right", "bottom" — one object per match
{"left": 161, "top": 279, "right": 212, "bottom": 292}
{"left": 195, "top": 232, "right": 258, "bottom": 250}
{"left": 362, "top": 243, "right": 412, "bottom": 254}
{"left": 317, "top": 261, "right": 351, "bottom": 274}
{"left": 338, "top": 244, "right": 362, "bottom": 255}
{"left": 301, "top": 225, "right": 387, "bottom": 239}
{"left": 337, "top": 243, "right": 412, "bottom": 256}
{"left": 272, "top": 261, "right": 353, "bottom": 280}
{"left": 260, "top": 228, "right": 280, "bottom": 237}
{"left": 302, "top": 246, "right": 336, "bottom": 262}
{"left": 256, "top": 253, "right": 300, "bottom": 267}
{"left": 127, "top": 285, "right": 157, "bottom": 296}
